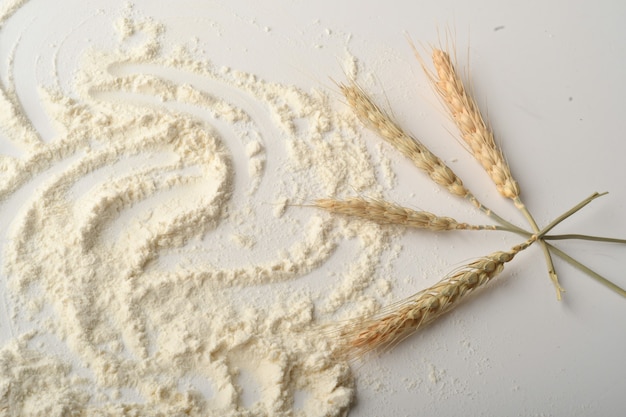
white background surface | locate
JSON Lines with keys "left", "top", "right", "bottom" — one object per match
{"left": 1, "top": 1, "right": 626, "bottom": 416}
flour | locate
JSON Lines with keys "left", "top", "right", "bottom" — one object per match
{"left": 0, "top": 3, "right": 399, "bottom": 417}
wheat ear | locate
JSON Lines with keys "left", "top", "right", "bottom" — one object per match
{"left": 335, "top": 237, "right": 535, "bottom": 359}
{"left": 340, "top": 81, "right": 468, "bottom": 198}
{"left": 426, "top": 48, "right": 521, "bottom": 200}
{"left": 315, "top": 197, "right": 502, "bottom": 231}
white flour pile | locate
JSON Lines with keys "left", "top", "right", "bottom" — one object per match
{"left": 0, "top": 3, "right": 400, "bottom": 417}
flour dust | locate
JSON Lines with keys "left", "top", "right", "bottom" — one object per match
{"left": 0, "top": 3, "right": 399, "bottom": 417}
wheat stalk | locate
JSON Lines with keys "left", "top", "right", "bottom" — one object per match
{"left": 334, "top": 237, "right": 535, "bottom": 359}
{"left": 315, "top": 197, "right": 501, "bottom": 231}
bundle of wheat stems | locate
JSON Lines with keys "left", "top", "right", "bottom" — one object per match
{"left": 316, "top": 42, "right": 626, "bottom": 359}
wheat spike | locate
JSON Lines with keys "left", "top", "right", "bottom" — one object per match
{"left": 340, "top": 82, "right": 469, "bottom": 198}
{"left": 335, "top": 237, "right": 534, "bottom": 359}
{"left": 427, "top": 48, "right": 521, "bottom": 200}
{"left": 315, "top": 197, "right": 497, "bottom": 231}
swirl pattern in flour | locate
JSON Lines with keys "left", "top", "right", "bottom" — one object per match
{"left": 0, "top": 5, "right": 397, "bottom": 417}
